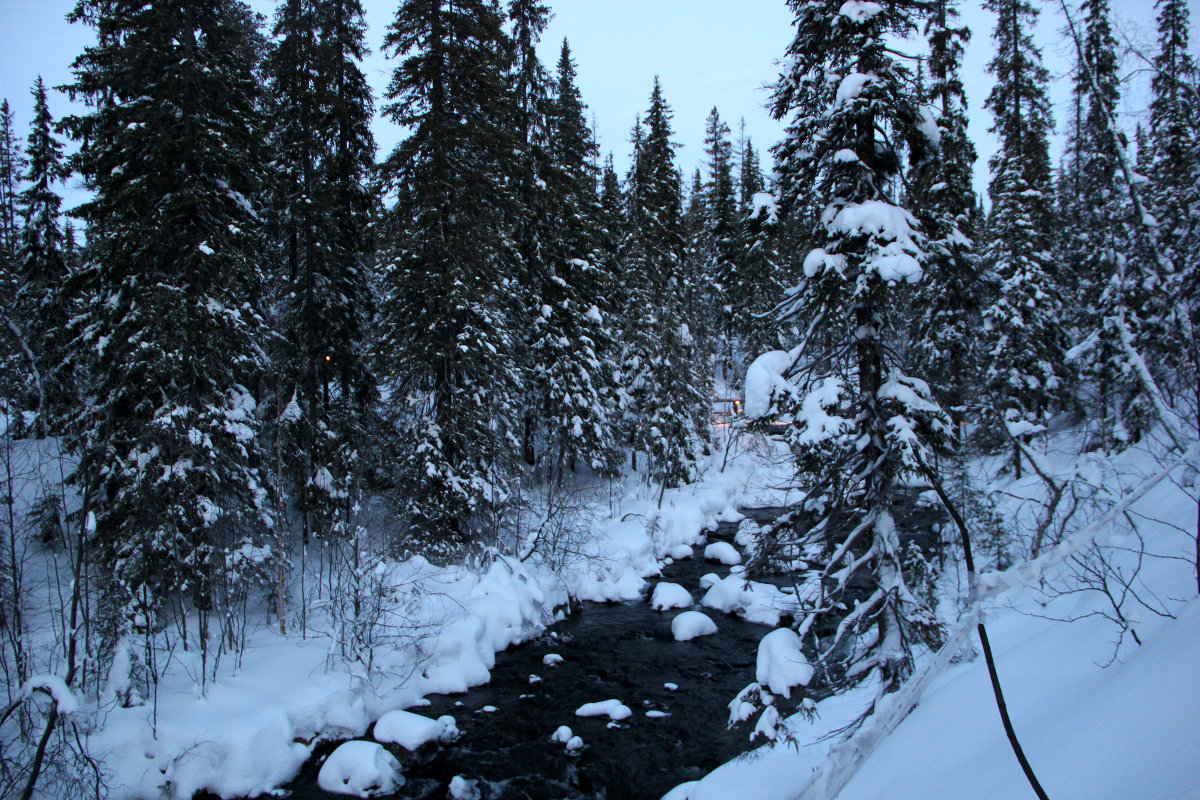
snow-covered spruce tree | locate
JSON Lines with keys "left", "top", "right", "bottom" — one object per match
{"left": 701, "top": 107, "right": 740, "bottom": 380}
{"left": 63, "top": 0, "right": 274, "bottom": 658}
{"left": 767, "top": 0, "right": 950, "bottom": 703}
{"left": 15, "top": 77, "right": 71, "bottom": 436}
{"left": 596, "top": 154, "right": 625, "bottom": 276}
{"left": 377, "top": 0, "right": 521, "bottom": 555}
{"left": 507, "top": 0, "right": 554, "bottom": 469}
{"left": 623, "top": 79, "right": 709, "bottom": 490}
{"left": 0, "top": 99, "right": 24, "bottom": 419}
{"left": 1063, "top": 0, "right": 1158, "bottom": 448}
{"left": 0, "top": 100, "right": 21, "bottom": 265}
{"left": 1146, "top": 0, "right": 1200, "bottom": 396}
{"left": 979, "top": 0, "right": 1068, "bottom": 467}
{"left": 729, "top": 144, "right": 787, "bottom": 369}
{"left": 265, "top": 0, "right": 377, "bottom": 549}
{"left": 908, "top": 0, "right": 980, "bottom": 425}
{"left": 526, "top": 39, "right": 620, "bottom": 481}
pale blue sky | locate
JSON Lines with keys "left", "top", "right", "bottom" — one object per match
{"left": 0, "top": 0, "right": 1194, "bottom": 215}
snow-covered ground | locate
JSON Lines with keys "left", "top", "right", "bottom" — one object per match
{"left": 670, "top": 431, "right": 1200, "bottom": 800}
{"left": 19, "top": 427, "right": 796, "bottom": 799}
{"left": 17, "top": 417, "right": 1195, "bottom": 800}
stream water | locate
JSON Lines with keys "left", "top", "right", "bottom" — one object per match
{"left": 268, "top": 508, "right": 789, "bottom": 800}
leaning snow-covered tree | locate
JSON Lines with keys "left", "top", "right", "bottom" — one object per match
{"left": 762, "top": 0, "right": 951, "bottom": 708}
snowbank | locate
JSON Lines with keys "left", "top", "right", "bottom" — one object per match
{"left": 674, "top": 433, "right": 1200, "bottom": 800}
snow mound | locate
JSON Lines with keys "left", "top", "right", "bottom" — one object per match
{"left": 699, "top": 572, "right": 721, "bottom": 590}
{"left": 22, "top": 674, "right": 79, "bottom": 713}
{"left": 744, "top": 350, "right": 796, "bottom": 420}
{"left": 317, "top": 741, "right": 404, "bottom": 798}
{"left": 373, "top": 710, "right": 458, "bottom": 750}
{"left": 550, "top": 725, "right": 574, "bottom": 743}
{"left": 734, "top": 519, "right": 761, "bottom": 549}
{"left": 666, "top": 543, "right": 695, "bottom": 560}
{"left": 542, "top": 653, "right": 563, "bottom": 667}
{"left": 672, "top": 611, "right": 719, "bottom": 641}
{"left": 651, "top": 582, "right": 694, "bottom": 611}
{"left": 704, "top": 541, "right": 742, "bottom": 566}
{"left": 449, "top": 775, "right": 482, "bottom": 800}
{"left": 575, "top": 699, "right": 632, "bottom": 720}
{"left": 702, "top": 574, "right": 800, "bottom": 626}
{"left": 756, "top": 628, "right": 814, "bottom": 698}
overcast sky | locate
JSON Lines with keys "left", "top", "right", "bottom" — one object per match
{"left": 0, "top": 0, "right": 1195, "bottom": 213}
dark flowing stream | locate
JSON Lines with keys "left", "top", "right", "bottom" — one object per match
{"left": 264, "top": 508, "right": 790, "bottom": 800}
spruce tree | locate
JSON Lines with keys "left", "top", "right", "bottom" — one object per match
{"left": 768, "top": 0, "right": 949, "bottom": 701}
{"left": 980, "top": 0, "right": 1068, "bottom": 459}
{"left": 909, "top": 0, "right": 979, "bottom": 424}
{"left": 15, "top": 77, "right": 70, "bottom": 436}
{"left": 265, "top": 0, "right": 377, "bottom": 547}
{"left": 63, "top": 0, "right": 274, "bottom": 641}
{"left": 701, "top": 107, "right": 740, "bottom": 381}
{"left": 528, "top": 39, "right": 620, "bottom": 479}
{"left": 1068, "top": 0, "right": 1156, "bottom": 446}
{"left": 0, "top": 100, "right": 25, "bottom": 416}
{"left": 377, "top": 0, "right": 521, "bottom": 554}
{"left": 1146, "top": 0, "right": 1200, "bottom": 388}
{"left": 623, "top": 79, "right": 708, "bottom": 489}
{"left": 0, "top": 100, "right": 21, "bottom": 264}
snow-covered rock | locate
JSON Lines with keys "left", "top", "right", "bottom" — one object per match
{"left": 702, "top": 574, "right": 801, "bottom": 627}
{"left": 651, "top": 582, "right": 694, "bottom": 611}
{"left": 699, "top": 572, "right": 721, "bottom": 590}
{"left": 734, "top": 519, "right": 761, "bottom": 549}
{"left": 449, "top": 775, "right": 482, "bottom": 800}
{"left": 317, "top": 741, "right": 404, "bottom": 798}
{"left": 671, "top": 611, "right": 719, "bottom": 641}
{"left": 550, "top": 725, "right": 574, "bottom": 744}
{"left": 575, "top": 699, "right": 632, "bottom": 721}
{"left": 542, "top": 653, "right": 563, "bottom": 667}
{"left": 704, "top": 541, "right": 742, "bottom": 566}
{"left": 666, "top": 543, "right": 695, "bottom": 560}
{"left": 373, "top": 710, "right": 458, "bottom": 750}
{"left": 756, "top": 628, "right": 814, "bottom": 698}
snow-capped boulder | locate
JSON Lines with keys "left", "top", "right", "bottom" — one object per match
{"left": 373, "top": 710, "right": 458, "bottom": 750}
{"left": 671, "top": 611, "right": 719, "bottom": 641}
{"left": 651, "top": 582, "right": 694, "bottom": 611}
{"left": 756, "top": 628, "right": 814, "bottom": 698}
{"left": 704, "top": 541, "right": 742, "bottom": 565}
{"left": 317, "top": 741, "right": 404, "bottom": 798}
